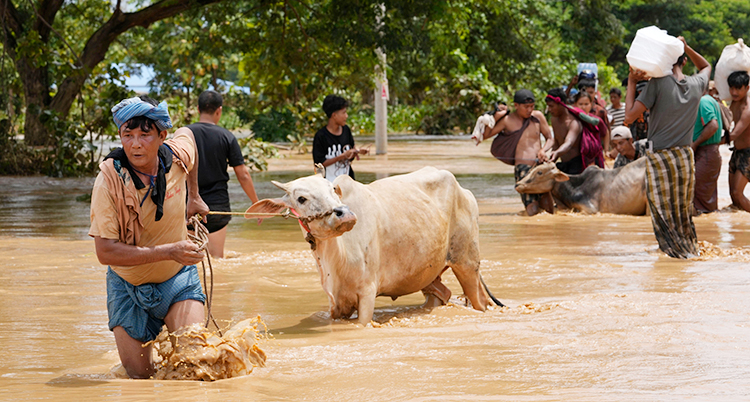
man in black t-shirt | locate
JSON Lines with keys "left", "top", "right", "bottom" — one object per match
{"left": 188, "top": 90, "right": 258, "bottom": 258}
{"left": 312, "top": 95, "right": 368, "bottom": 182}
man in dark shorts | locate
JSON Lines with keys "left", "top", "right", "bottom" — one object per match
{"left": 727, "top": 71, "right": 750, "bottom": 212}
{"left": 475, "top": 89, "right": 554, "bottom": 215}
{"left": 189, "top": 90, "right": 259, "bottom": 258}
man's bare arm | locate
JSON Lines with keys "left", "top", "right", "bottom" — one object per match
{"left": 679, "top": 36, "right": 711, "bottom": 80}
{"left": 483, "top": 115, "right": 508, "bottom": 141}
{"left": 233, "top": 164, "right": 259, "bottom": 204}
{"left": 482, "top": 110, "right": 509, "bottom": 141}
{"left": 320, "top": 148, "right": 358, "bottom": 167}
{"left": 533, "top": 111, "right": 555, "bottom": 154}
{"left": 550, "top": 119, "right": 581, "bottom": 160}
{"left": 730, "top": 107, "right": 750, "bottom": 143}
{"left": 94, "top": 237, "right": 204, "bottom": 267}
{"left": 692, "top": 119, "right": 718, "bottom": 149}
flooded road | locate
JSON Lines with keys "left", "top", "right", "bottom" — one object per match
{"left": 2, "top": 138, "right": 750, "bottom": 401}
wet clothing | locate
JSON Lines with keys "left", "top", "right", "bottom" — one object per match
{"left": 645, "top": 147, "right": 698, "bottom": 259}
{"left": 514, "top": 164, "right": 541, "bottom": 207}
{"left": 89, "top": 131, "right": 195, "bottom": 286}
{"left": 637, "top": 69, "right": 707, "bottom": 258}
{"left": 728, "top": 147, "right": 750, "bottom": 180}
{"left": 490, "top": 116, "right": 540, "bottom": 166}
{"left": 637, "top": 72, "right": 709, "bottom": 150}
{"left": 188, "top": 122, "right": 245, "bottom": 233}
{"left": 613, "top": 139, "right": 648, "bottom": 169}
{"left": 313, "top": 125, "right": 356, "bottom": 182}
{"left": 692, "top": 95, "right": 723, "bottom": 214}
{"left": 693, "top": 144, "right": 721, "bottom": 213}
{"left": 107, "top": 265, "right": 205, "bottom": 343}
{"left": 556, "top": 154, "right": 585, "bottom": 175}
{"left": 692, "top": 95, "right": 723, "bottom": 146}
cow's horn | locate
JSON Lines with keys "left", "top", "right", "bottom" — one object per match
{"left": 271, "top": 180, "right": 291, "bottom": 193}
{"left": 314, "top": 163, "right": 326, "bottom": 178}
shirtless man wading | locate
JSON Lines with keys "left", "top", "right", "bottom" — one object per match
{"left": 477, "top": 89, "right": 554, "bottom": 216}
{"left": 727, "top": 71, "right": 750, "bottom": 212}
{"left": 545, "top": 88, "right": 584, "bottom": 175}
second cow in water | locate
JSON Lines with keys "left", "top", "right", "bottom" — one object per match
{"left": 514, "top": 157, "right": 647, "bottom": 215}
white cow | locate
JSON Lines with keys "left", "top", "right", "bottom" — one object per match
{"left": 246, "top": 166, "right": 502, "bottom": 324}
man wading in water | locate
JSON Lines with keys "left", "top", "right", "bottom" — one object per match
{"left": 545, "top": 88, "right": 584, "bottom": 175}
{"left": 89, "top": 96, "right": 210, "bottom": 378}
{"left": 475, "top": 89, "right": 554, "bottom": 216}
{"left": 624, "top": 36, "right": 711, "bottom": 259}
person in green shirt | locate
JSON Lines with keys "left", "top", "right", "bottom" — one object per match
{"left": 692, "top": 94, "right": 723, "bottom": 214}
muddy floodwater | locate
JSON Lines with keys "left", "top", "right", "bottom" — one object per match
{"left": 3, "top": 138, "right": 750, "bottom": 401}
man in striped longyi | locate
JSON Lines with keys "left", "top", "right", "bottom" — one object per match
{"left": 624, "top": 36, "right": 711, "bottom": 259}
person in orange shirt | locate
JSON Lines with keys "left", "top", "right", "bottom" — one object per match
{"left": 89, "top": 95, "right": 209, "bottom": 378}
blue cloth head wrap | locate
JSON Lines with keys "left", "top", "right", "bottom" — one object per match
{"left": 111, "top": 97, "right": 173, "bottom": 132}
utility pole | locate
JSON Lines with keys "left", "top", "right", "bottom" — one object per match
{"left": 374, "top": 3, "right": 387, "bottom": 155}
{"left": 374, "top": 49, "right": 388, "bottom": 155}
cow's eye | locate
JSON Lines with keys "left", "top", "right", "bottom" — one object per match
{"left": 297, "top": 196, "right": 307, "bottom": 204}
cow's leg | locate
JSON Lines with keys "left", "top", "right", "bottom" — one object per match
{"left": 356, "top": 286, "right": 377, "bottom": 325}
{"left": 421, "top": 272, "right": 452, "bottom": 308}
{"left": 451, "top": 261, "right": 490, "bottom": 311}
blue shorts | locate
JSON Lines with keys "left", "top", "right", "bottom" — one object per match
{"left": 107, "top": 265, "right": 206, "bottom": 343}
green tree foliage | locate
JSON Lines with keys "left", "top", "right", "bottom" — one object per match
{"left": 2, "top": 0, "right": 749, "bottom": 175}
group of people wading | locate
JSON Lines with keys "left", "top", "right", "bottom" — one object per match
{"left": 88, "top": 33, "right": 750, "bottom": 379}
{"left": 475, "top": 36, "right": 750, "bottom": 260}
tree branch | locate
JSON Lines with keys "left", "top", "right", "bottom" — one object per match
{"left": 49, "top": 0, "right": 224, "bottom": 116}
{"left": 286, "top": 0, "right": 309, "bottom": 43}
{"left": 24, "top": 0, "right": 82, "bottom": 66}
{"left": 0, "top": 0, "right": 22, "bottom": 38}
{"left": 33, "top": 0, "right": 65, "bottom": 41}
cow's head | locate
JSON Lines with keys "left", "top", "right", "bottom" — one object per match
{"left": 514, "top": 163, "right": 569, "bottom": 194}
{"left": 245, "top": 171, "right": 357, "bottom": 241}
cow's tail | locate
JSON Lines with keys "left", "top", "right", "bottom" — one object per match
{"left": 479, "top": 274, "right": 505, "bottom": 307}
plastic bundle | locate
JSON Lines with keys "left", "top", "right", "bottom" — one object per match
{"left": 626, "top": 26, "right": 684, "bottom": 78}
{"left": 715, "top": 39, "right": 750, "bottom": 101}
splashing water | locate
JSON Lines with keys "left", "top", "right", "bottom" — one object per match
{"left": 146, "top": 316, "right": 268, "bottom": 381}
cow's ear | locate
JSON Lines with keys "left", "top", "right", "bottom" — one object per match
{"left": 244, "top": 198, "right": 290, "bottom": 219}
{"left": 271, "top": 180, "right": 291, "bottom": 194}
{"left": 314, "top": 163, "right": 326, "bottom": 178}
{"left": 553, "top": 171, "right": 570, "bottom": 182}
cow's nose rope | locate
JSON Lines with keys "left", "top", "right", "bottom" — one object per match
{"left": 187, "top": 214, "right": 222, "bottom": 336}
{"left": 288, "top": 208, "right": 336, "bottom": 251}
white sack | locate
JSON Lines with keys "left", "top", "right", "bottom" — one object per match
{"left": 715, "top": 39, "right": 750, "bottom": 101}
{"left": 626, "top": 26, "right": 684, "bottom": 78}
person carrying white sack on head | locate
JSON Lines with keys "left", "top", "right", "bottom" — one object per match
{"left": 624, "top": 31, "right": 711, "bottom": 259}
{"left": 471, "top": 101, "right": 508, "bottom": 145}
{"left": 712, "top": 38, "right": 750, "bottom": 213}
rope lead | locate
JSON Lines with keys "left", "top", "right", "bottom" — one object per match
{"left": 187, "top": 214, "right": 222, "bottom": 336}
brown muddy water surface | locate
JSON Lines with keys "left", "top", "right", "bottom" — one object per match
{"left": 2, "top": 138, "right": 750, "bottom": 401}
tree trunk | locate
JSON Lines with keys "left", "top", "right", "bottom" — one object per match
{"left": 18, "top": 60, "right": 52, "bottom": 146}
